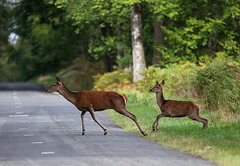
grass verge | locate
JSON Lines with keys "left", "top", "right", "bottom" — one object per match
{"left": 107, "top": 91, "right": 240, "bottom": 166}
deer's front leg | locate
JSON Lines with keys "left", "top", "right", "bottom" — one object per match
{"left": 152, "top": 116, "right": 158, "bottom": 131}
{"left": 152, "top": 114, "right": 161, "bottom": 131}
{"left": 153, "top": 113, "right": 168, "bottom": 131}
{"left": 81, "top": 111, "right": 86, "bottom": 135}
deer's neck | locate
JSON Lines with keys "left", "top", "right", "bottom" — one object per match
{"left": 58, "top": 84, "right": 77, "bottom": 105}
{"left": 156, "top": 91, "right": 165, "bottom": 109}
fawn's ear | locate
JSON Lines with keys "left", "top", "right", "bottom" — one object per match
{"left": 156, "top": 80, "right": 160, "bottom": 85}
{"left": 160, "top": 80, "right": 165, "bottom": 86}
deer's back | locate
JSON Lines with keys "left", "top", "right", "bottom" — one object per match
{"left": 75, "top": 91, "right": 126, "bottom": 111}
{"left": 161, "top": 100, "right": 201, "bottom": 117}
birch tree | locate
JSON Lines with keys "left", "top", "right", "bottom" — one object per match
{"left": 130, "top": 3, "right": 146, "bottom": 82}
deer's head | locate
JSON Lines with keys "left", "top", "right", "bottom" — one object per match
{"left": 149, "top": 80, "right": 165, "bottom": 93}
{"left": 45, "top": 76, "right": 63, "bottom": 93}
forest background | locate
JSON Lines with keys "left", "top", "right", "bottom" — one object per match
{"left": 1, "top": 0, "right": 239, "bottom": 113}
{"left": 1, "top": 0, "right": 240, "bottom": 82}
{"left": 0, "top": 0, "right": 240, "bottom": 165}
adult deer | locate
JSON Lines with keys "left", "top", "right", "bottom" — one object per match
{"left": 45, "top": 76, "right": 147, "bottom": 136}
{"left": 149, "top": 80, "right": 208, "bottom": 131}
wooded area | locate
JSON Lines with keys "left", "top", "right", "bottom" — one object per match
{"left": 0, "top": 0, "right": 239, "bottom": 82}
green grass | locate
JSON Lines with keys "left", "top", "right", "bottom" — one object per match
{"left": 106, "top": 91, "right": 240, "bottom": 166}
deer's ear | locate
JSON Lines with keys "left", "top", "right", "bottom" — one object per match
{"left": 156, "top": 80, "right": 159, "bottom": 85}
{"left": 161, "top": 80, "right": 165, "bottom": 86}
{"left": 55, "top": 76, "right": 61, "bottom": 81}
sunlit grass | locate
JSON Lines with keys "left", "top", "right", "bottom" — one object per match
{"left": 106, "top": 92, "right": 240, "bottom": 166}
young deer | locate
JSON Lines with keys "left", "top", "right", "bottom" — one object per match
{"left": 149, "top": 80, "right": 208, "bottom": 131}
{"left": 45, "top": 76, "right": 147, "bottom": 136}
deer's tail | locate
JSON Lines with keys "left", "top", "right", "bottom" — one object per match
{"left": 122, "top": 94, "right": 128, "bottom": 104}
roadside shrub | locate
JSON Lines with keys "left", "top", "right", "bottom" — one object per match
{"left": 194, "top": 56, "right": 240, "bottom": 113}
{"left": 93, "top": 69, "right": 133, "bottom": 91}
{"left": 33, "top": 58, "right": 104, "bottom": 91}
{"left": 137, "top": 62, "right": 200, "bottom": 99}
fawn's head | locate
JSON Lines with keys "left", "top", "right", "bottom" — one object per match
{"left": 45, "top": 76, "right": 63, "bottom": 93}
{"left": 149, "top": 80, "right": 165, "bottom": 93}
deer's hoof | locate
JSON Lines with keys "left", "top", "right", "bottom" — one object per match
{"left": 142, "top": 132, "right": 148, "bottom": 136}
{"left": 82, "top": 131, "right": 85, "bottom": 135}
{"left": 104, "top": 130, "right": 107, "bottom": 135}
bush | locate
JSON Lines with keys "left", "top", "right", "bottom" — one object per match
{"left": 93, "top": 69, "right": 133, "bottom": 91}
{"left": 137, "top": 62, "right": 200, "bottom": 99}
{"left": 194, "top": 56, "right": 240, "bottom": 113}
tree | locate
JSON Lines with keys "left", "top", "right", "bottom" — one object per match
{"left": 130, "top": 3, "right": 146, "bottom": 82}
{"left": 152, "top": 20, "right": 163, "bottom": 66}
{"left": 54, "top": 0, "right": 147, "bottom": 81}
{"left": 8, "top": 0, "right": 239, "bottom": 82}
{"left": 151, "top": 0, "right": 240, "bottom": 65}
{"left": 53, "top": 0, "right": 129, "bottom": 72}
{"left": 0, "top": 0, "right": 17, "bottom": 82}
{"left": 11, "top": 0, "right": 83, "bottom": 79}
{"left": 0, "top": 0, "right": 10, "bottom": 51}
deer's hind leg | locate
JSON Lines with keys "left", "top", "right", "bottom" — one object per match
{"left": 188, "top": 115, "right": 208, "bottom": 129}
{"left": 188, "top": 109, "right": 208, "bottom": 129}
{"left": 115, "top": 108, "right": 147, "bottom": 136}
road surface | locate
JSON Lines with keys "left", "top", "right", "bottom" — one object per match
{"left": 0, "top": 84, "right": 218, "bottom": 166}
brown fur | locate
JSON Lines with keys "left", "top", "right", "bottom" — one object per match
{"left": 75, "top": 91, "right": 127, "bottom": 111}
{"left": 46, "top": 76, "right": 146, "bottom": 136}
{"left": 150, "top": 80, "right": 208, "bottom": 131}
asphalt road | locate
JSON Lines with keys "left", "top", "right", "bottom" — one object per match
{"left": 0, "top": 84, "right": 218, "bottom": 166}
{"left": 0, "top": 82, "right": 45, "bottom": 91}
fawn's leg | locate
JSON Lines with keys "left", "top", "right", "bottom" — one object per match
{"left": 153, "top": 113, "right": 169, "bottom": 131}
{"left": 188, "top": 115, "right": 208, "bottom": 129}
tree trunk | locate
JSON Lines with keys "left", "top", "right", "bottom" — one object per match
{"left": 152, "top": 20, "right": 163, "bottom": 66}
{"left": 130, "top": 3, "right": 146, "bottom": 82}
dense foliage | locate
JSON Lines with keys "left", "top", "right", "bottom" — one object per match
{"left": 10, "top": 0, "right": 85, "bottom": 80}
{"left": 0, "top": 0, "right": 10, "bottom": 49}
{"left": 0, "top": 0, "right": 15, "bottom": 81}
{"left": 1, "top": 0, "right": 240, "bottom": 82}
{"left": 151, "top": 0, "right": 240, "bottom": 65}
{"left": 195, "top": 56, "right": 240, "bottom": 113}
